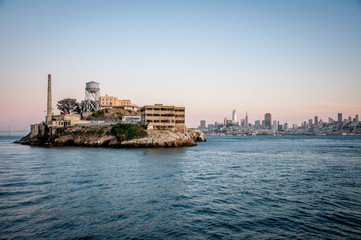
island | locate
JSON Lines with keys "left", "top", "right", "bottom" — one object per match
{"left": 16, "top": 74, "right": 206, "bottom": 148}
{"left": 16, "top": 124, "right": 206, "bottom": 148}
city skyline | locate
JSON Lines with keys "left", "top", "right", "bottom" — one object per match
{"left": 199, "top": 110, "right": 360, "bottom": 129}
{"left": 1, "top": 0, "right": 361, "bottom": 129}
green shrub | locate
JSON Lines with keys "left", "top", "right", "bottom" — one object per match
{"left": 90, "top": 130, "right": 96, "bottom": 134}
{"left": 97, "top": 129, "right": 104, "bottom": 137}
{"left": 56, "top": 127, "right": 66, "bottom": 135}
{"left": 110, "top": 123, "right": 147, "bottom": 142}
{"left": 117, "top": 113, "right": 124, "bottom": 119}
{"left": 92, "top": 109, "right": 108, "bottom": 117}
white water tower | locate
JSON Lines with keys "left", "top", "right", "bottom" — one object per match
{"left": 83, "top": 81, "right": 100, "bottom": 113}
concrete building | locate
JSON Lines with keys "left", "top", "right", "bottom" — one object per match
{"left": 255, "top": 120, "right": 261, "bottom": 128}
{"left": 122, "top": 116, "right": 141, "bottom": 124}
{"left": 265, "top": 113, "right": 272, "bottom": 129}
{"left": 199, "top": 120, "right": 207, "bottom": 131}
{"left": 338, "top": 113, "right": 342, "bottom": 122}
{"left": 314, "top": 116, "right": 318, "bottom": 125}
{"left": 50, "top": 114, "right": 91, "bottom": 128}
{"left": 100, "top": 95, "right": 131, "bottom": 108}
{"left": 141, "top": 104, "right": 186, "bottom": 133}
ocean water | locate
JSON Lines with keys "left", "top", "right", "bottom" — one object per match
{"left": 1, "top": 135, "right": 361, "bottom": 239}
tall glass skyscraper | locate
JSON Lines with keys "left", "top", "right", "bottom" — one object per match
{"left": 232, "top": 109, "right": 237, "bottom": 123}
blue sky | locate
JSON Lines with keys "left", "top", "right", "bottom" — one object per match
{"left": 0, "top": 0, "right": 360, "bottom": 129}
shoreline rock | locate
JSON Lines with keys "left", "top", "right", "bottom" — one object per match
{"left": 15, "top": 125, "right": 206, "bottom": 148}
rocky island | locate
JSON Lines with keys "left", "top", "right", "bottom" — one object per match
{"left": 16, "top": 74, "right": 206, "bottom": 148}
{"left": 16, "top": 124, "right": 206, "bottom": 148}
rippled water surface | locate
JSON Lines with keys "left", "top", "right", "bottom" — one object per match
{"left": 1, "top": 135, "right": 361, "bottom": 239}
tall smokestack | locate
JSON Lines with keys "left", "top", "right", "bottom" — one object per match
{"left": 46, "top": 74, "right": 52, "bottom": 123}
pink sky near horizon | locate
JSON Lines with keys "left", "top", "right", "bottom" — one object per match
{"left": 0, "top": 1, "right": 361, "bottom": 131}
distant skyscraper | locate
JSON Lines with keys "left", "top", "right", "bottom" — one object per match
{"left": 240, "top": 119, "right": 245, "bottom": 127}
{"left": 308, "top": 119, "right": 313, "bottom": 126}
{"left": 232, "top": 109, "right": 237, "bottom": 123}
{"left": 199, "top": 120, "right": 206, "bottom": 129}
{"left": 273, "top": 120, "right": 277, "bottom": 130}
{"left": 284, "top": 123, "right": 288, "bottom": 131}
{"left": 245, "top": 112, "right": 248, "bottom": 128}
{"left": 356, "top": 114, "right": 359, "bottom": 123}
{"left": 255, "top": 120, "right": 261, "bottom": 128}
{"left": 338, "top": 113, "right": 342, "bottom": 122}
{"left": 314, "top": 116, "right": 318, "bottom": 125}
{"left": 264, "top": 113, "right": 272, "bottom": 129}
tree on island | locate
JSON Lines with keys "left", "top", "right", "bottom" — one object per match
{"left": 57, "top": 98, "right": 80, "bottom": 114}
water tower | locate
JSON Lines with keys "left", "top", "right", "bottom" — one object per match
{"left": 83, "top": 81, "right": 100, "bottom": 113}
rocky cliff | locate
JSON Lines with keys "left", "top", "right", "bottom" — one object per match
{"left": 16, "top": 125, "right": 206, "bottom": 148}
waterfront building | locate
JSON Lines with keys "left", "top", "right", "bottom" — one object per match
{"left": 141, "top": 104, "right": 185, "bottom": 133}
{"left": 200, "top": 120, "right": 206, "bottom": 128}
{"left": 265, "top": 113, "right": 272, "bottom": 129}
{"left": 100, "top": 95, "right": 131, "bottom": 108}
{"left": 338, "top": 113, "right": 342, "bottom": 122}
{"left": 232, "top": 109, "right": 237, "bottom": 123}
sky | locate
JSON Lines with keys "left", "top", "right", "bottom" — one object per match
{"left": 0, "top": 0, "right": 360, "bottom": 130}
